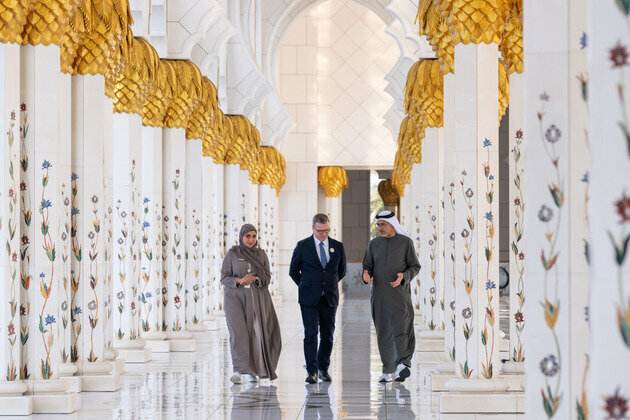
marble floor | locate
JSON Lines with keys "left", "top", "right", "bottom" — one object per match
{"left": 12, "top": 295, "right": 517, "bottom": 419}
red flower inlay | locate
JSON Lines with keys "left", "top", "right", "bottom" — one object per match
{"left": 614, "top": 192, "right": 630, "bottom": 224}
{"left": 604, "top": 387, "right": 628, "bottom": 419}
{"left": 515, "top": 129, "right": 523, "bottom": 139}
{"left": 514, "top": 311, "right": 524, "bottom": 323}
{"left": 610, "top": 42, "right": 629, "bottom": 68}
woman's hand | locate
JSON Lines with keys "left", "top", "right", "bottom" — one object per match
{"left": 238, "top": 274, "right": 257, "bottom": 286}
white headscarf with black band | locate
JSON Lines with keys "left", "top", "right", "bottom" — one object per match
{"left": 375, "top": 210, "right": 411, "bottom": 239}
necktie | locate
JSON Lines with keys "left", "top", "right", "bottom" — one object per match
{"left": 319, "top": 242, "right": 327, "bottom": 268}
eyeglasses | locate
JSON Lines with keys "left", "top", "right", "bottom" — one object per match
{"left": 314, "top": 228, "right": 330, "bottom": 234}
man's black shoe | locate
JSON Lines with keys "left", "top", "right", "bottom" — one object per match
{"left": 318, "top": 370, "right": 332, "bottom": 382}
{"left": 305, "top": 372, "right": 318, "bottom": 383}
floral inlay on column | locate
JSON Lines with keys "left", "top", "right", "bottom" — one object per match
{"left": 191, "top": 210, "right": 201, "bottom": 326}
{"left": 140, "top": 197, "right": 154, "bottom": 333}
{"left": 511, "top": 129, "right": 525, "bottom": 364}
{"left": 481, "top": 138, "right": 496, "bottom": 379}
{"left": 413, "top": 205, "right": 421, "bottom": 311}
{"left": 6, "top": 110, "right": 19, "bottom": 381}
{"left": 129, "top": 162, "right": 139, "bottom": 340}
{"left": 536, "top": 93, "right": 564, "bottom": 418}
{"left": 87, "top": 194, "right": 100, "bottom": 362}
{"left": 115, "top": 200, "right": 128, "bottom": 341}
{"left": 70, "top": 173, "right": 81, "bottom": 363}
{"left": 596, "top": 2, "right": 630, "bottom": 415}
{"left": 172, "top": 169, "right": 183, "bottom": 331}
{"left": 161, "top": 207, "right": 169, "bottom": 332}
{"left": 448, "top": 182, "right": 456, "bottom": 362}
{"left": 428, "top": 206, "right": 439, "bottom": 331}
{"left": 59, "top": 186, "right": 71, "bottom": 365}
{"left": 459, "top": 170, "right": 475, "bottom": 379}
{"left": 19, "top": 103, "right": 31, "bottom": 379}
{"left": 39, "top": 160, "right": 56, "bottom": 379}
{"left": 103, "top": 195, "right": 112, "bottom": 351}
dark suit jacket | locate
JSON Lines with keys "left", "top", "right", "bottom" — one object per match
{"left": 289, "top": 236, "right": 347, "bottom": 307}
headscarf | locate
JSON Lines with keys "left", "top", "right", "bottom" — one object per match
{"left": 230, "top": 223, "right": 268, "bottom": 279}
{"left": 375, "top": 210, "right": 411, "bottom": 239}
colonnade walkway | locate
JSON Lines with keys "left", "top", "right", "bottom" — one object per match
{"left": 12, "top": 297, "right": 475, "bottom": 419}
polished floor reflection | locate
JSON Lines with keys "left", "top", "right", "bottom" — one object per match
{"left": 19, "top": 297, "right": 438, "bottom": 419}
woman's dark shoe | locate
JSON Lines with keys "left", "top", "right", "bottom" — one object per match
{"left": 305, "top": 372, "right": 318, "bottom": 383}
{"left": 318, "top": 370, "right": 332, "bottom": 381}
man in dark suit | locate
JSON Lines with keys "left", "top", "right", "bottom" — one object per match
{"left": 289, "top": 213, "right": 346, "bottom": 384}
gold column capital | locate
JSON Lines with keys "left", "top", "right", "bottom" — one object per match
{"left": 499, "top": 0, "right": 523, "bottom": 74}
{"left": 378, "top": 179, "right": 400, "bottom": 206}
{"left": 439, "top": 0, "right": 511, "bottom": 46}
{"left": 317, "top": 166, "right": 349, "bottom": 198}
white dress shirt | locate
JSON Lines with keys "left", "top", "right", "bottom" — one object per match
{"left": 313, "top": 236, "right": 330, "bottom": 263}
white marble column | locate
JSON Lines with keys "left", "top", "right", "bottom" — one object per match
{"left": 57, "top": 71, "right": 77, "bottom": 389}
{"left": 224, "top": 164, "right": 246, "bottom": 248}
{"left": 111, "top": 112, "right": 151, "bottom": 363}
{"left": 210, "top": 161, "right": 226, "bottom": 318}
{"left": 442, "top": 43, "right": 508, "bottom": 409}
{"left": 140, "top": 126, "right": 167, "bottom": 353}
{"left": 413, "top": 161, "right": 428, "bottom": 329}
{"left": 18, "top": 44, "right": 78, "bottom": 412}
{"left": 409, "top": 164, "right": 422, "bottom": 316}
{"left": 259, "top": 184, "right": 280, "bottom": 296}
{"left": 588, "top": 0, "right": 630, "bottom": 416}
{"left": 70, "top": 74, "right": 119, "bottom": 391}
{"left": 184, "top": 138, "right": 207, "bottom": 336}
{"left": 101, "top": 95, "right": 121, "bottom": 376}
{"left": 420, "top": 128, "right": 444, "bottom": 335}
{"left": 503, "top": 73, "right": 526, "bottom": 374}
{"left": 0, "top": 43, "right": 31, "bottom": 414}
{"left": 321, "top": 196, "right": 342, "bottom": 241}
{"left": 201, "top": 156, "right": 218, "bottom": 325}
{"left": 247, "top": 179, "right": 259, "bottom": 228}
{"left": 522, "top": 0, "right": 590, "bottom": 418}
{"left": 162, "top": 128, "right": 195, "bottom": 352}
{"left": 442, "top": 72, "right": 457, "bottom": 368}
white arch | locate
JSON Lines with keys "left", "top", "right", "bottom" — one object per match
{"left": 261, "top": 0, "right": 430, "bottom": 142}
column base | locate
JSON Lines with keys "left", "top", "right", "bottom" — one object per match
{"left": 433, "top": 375, "right": 523, "bottom": 392}
{"left": 187, "top": 323, "right": 209, "bottom": 332}
{"left": 166, "top": 331, "right": 196, "bottom": 352}
{"left": 116, "top": 347, "right": 152, "bottom": 363}
{"left": 59, "top": 362, "right": 77, "bottom": 376}
{"left": 74, "top": 361, "right": 120, "bottom": 392}
{"left": 416, "top": 338, "right": 444, "bottom": 352}
{"left": 32, "top": 392, "right": 78, "bottom": 414}
{"left": 60, "top": 375, "right": 82, "bottom": 393}
{"left": 0, "top": 381, "right": 32, "bottom": 415}
{"left": 418, "top": 330, "right": 445, "bottom": 339}
{"left": 436, "top": 361, "right": 456, "bottom": 374}
{"left": 0, "top": 396, "right": 32, "bottom": 415}
{"left": 416, "top": 351, "right": 447, "bottom": 363}
{"left": 80, "top": 373, "right": 120, "bottom": 392}
{"left": 168, "top": 338, "right": 197, "bottom": 352}
{"left": 145, "top": 339, "right": 170, "bottom": 353}
{"left": 501, "top": 361, "right": 525, "bottom": 374}
{"left": 440, "top": 391, "right": 524, "bottom": 413}
{"left": 190, "top": 331, "right": 212, "bottom": 342}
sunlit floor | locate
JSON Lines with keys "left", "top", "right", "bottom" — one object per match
{"left": 16, "top": 296, "right": 512, "bottom": 419}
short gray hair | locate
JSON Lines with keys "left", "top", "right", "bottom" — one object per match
{"left": 312, "top": 213, "right": 330, "bottom": 226}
